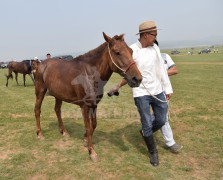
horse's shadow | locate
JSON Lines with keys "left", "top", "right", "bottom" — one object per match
{"left": 11, "top": 84, "right": 34, "bottom": 87}
{"left": 48, "top": 119, "right": 162, "bottom": 155}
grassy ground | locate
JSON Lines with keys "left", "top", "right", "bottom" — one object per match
{"left": 0, "top": 52, "right": 223, "bottom": 179}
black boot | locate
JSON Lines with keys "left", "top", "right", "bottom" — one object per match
{"left": 140, "top": 130, "right": 159, "bottom": 166}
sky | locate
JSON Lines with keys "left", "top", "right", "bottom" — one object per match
{"left": 0, "top": 0, "right": 222, "bottom": 61}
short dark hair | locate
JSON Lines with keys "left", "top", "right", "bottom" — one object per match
{"left": 47, "top": 53, "right": 51, "bottom": 56}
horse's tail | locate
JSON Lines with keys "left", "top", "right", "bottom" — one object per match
{"left": 5, "top": 62, "right": 13, "bottom": 80}
{"left": 5, "top": 73, "right": 13, "bottom": 80}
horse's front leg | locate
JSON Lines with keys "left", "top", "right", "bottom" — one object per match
{"left": 90, "top": 106, "right": 97, "bottom": 133}
{"left": 54, "top": 98, "right": 69, "bottom": 137}
{"left": 34, "top": 81, "right": 47, "bottom": 140}
{"left": 23, "top": 74, "right": 26, "bottom": 87}
{"left": 5, "top": 74, "right": 10, "bottom": 87}
{"left": 84, "top": 106, "right": 97, "bottom": 144}
{"left": 81, "top": 105, "right": 98, "bottom": 162}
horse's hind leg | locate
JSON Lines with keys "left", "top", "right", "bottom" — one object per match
{"left": 55, "top": 98, "right": 69, "bottom": 136}
{"left": 34, "top": 81, "right": 47, "bottom": 139}
{"left": 15, "top": 72, "right": 19, "bottom": 85}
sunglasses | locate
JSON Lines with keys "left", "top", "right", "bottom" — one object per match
{"left": 148, "top": 33, "right": 157, "bottom": 37}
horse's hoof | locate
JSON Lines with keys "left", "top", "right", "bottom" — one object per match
{"left": 90, "top": 154, "right": 99, "bottom": 162}
{"left": 62, "top": 131, "right": 70, "bottom": 137}
{"left": 37, "top": 134, "right": 45, "bottom": 140}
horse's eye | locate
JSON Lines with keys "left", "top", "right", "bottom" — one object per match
{"left": 115, "top": 52, "right": 121, "bottom": 56}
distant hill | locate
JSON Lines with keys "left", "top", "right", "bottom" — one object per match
{"left": 23, "top": 36, "right": 223, "bottom": 62}
{"left": 159, "top": 35, "right": 223, "bottom": 49}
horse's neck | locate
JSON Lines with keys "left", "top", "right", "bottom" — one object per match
{"left": 98, "top": 48, "right": 113, "bottom": 82}
{"left": 84, "top": 44, "right": 113, "bottom": 82}
{"left": 99, "top": 60, "right": 113, "bottom": 82}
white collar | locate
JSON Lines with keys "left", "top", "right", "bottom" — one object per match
{"left": 136, "top": 40, "right": 142, "bottom": 48}
{"left": 136, "top": 40, "right": 157, "bottom": 49}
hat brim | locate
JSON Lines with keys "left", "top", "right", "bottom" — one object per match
{"left": 136, "top": 28, "right": 161, "bottom": 35}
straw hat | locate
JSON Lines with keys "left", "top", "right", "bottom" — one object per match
{"left": 136, "top": 21, "right": 159, "bottom": 35}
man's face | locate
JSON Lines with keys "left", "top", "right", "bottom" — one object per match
{"left": 144, "top": 30, "right": 157, "bottom": 46}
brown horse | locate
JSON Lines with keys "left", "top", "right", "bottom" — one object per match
{"left": 6, "top": 60, "right": 35, "bottom": 87}
{"left": 34, "top": 32, "right": 142, "bottom": 161}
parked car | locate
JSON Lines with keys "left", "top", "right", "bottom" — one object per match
{"left": 171, "top": 50, "right": 180, "bottom": 55}
{"left": 0, "top": 63, "right": 8, "bottom": 69}
{"left": 198, "top": 49, "right": 211, "bottom": 54}
{"left": 53, "top": 55, "right": 73, "bottom": 61}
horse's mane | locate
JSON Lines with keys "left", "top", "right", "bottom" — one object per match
{"left": 22, "top": 60, "right": 32, "bottom": 62}
{"left": 22, "top": 60, "right": 32, "bottom": 63}
{"left": 73, "top": 34, "right": 125, "bottom": 63}
{"left": 74, "top": 42, "right": 107, "bottom": 62}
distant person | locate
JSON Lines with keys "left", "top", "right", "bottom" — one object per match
{"left": 188, "top": 51, "right": 192, "bottom": 55}
{"left": 46, "top": 53, "right": 51, "bottom": 59}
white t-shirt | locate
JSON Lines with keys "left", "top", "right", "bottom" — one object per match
{"left": 161, "top": 53, "right": 176, "bottom": 70}
{"left": 130, "top": 41, "right": 173, "bottom": 97}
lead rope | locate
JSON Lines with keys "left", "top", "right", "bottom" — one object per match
{"left": 141, "top": 79, "right": 174, "bottom": 121}
{"left": 167, "top": 101, "right": 177, "bottom": 122}
{"left": 141, "top": 81, "right": 167, "bottom": 103}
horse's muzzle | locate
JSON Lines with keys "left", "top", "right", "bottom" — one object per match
{"left": 127, "top": 76, "right": 142, "bottom": 88}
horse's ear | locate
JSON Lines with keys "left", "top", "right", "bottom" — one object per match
{"left": 120, "top": 34, "right": 124, "bottom": 41}
{"left": 103, "top": 32, "right": 112, "bottom": 44}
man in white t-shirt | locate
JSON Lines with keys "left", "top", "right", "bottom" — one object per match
{"left": 153, "top": 39, "right": 183, "bottom": 153}
{"left": 160, "top": 52, "right": 183, "bottom": 153}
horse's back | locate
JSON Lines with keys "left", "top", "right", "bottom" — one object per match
{"left": 9, "top": 61, "right": 29, "bottom": 73}
{"left": 39, "top": 59, "right": 82, "bottom": 79}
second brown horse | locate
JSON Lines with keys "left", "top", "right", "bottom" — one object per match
{"left": 6, "top": 60, "right": 35, "bottom": 87}
{"left": 34, "top": 32, "right": 142, "bottom": 161}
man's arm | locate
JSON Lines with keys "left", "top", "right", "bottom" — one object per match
{"left": 167, "top": 65, "right": 178, "bottom": 76}
{"left": 113, "top": 78, "right": 128, "bottom": 92}
{"left": 107, "top": 78, "right": 128, "bottom": 96}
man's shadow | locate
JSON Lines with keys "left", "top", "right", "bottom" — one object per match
{"left": 48, "top": 119, "right": 164, "bottom": 155}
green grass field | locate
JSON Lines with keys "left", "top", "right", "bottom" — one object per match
{"left": 0, "top": 51, "right": 223, "bottom": 179}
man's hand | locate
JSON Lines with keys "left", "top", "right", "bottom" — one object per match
{"left": 107, "top": 79, "right": 127, "bottom": 97}
{"left": 166, "top": 94, "right": 172, "bottom": 101}
{"left": 107, "top": 85, "right": 120, "bottom": 97}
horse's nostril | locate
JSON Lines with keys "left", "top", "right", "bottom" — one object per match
{"left": 131, "top": 76, "right": 142, "bottom": 87}
{"left": 132, "top": 76, "right": 137, "bottom": 83}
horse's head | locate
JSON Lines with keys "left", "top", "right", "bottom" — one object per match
{"left": 31, "top": 60, "right": 41, "bottom": 73}
{"left": 103, "top": 32, "right": 142, "bottom": 87}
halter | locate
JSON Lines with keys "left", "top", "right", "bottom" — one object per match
{"left": 107, "top": 45, "right": 135, "bottom": 74}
